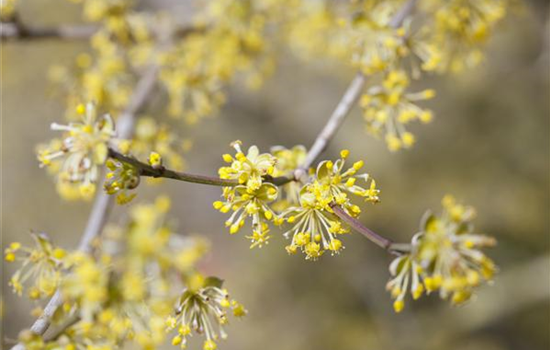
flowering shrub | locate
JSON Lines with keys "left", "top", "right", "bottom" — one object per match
{"left": 2, "top": 0, "right": 511, "bottom": 349}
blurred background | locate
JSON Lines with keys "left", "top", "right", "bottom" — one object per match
{"left": 2, "top": 1, "right": 549, "bottom": 349}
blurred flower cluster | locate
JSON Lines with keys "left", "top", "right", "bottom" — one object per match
{"left": 285, "top": 0, "right": 508, "bottom": 150}
{"left": 215, "top": 143, "right": 380, "bottom": 259}
{"left": 386, "top": 195, "right": 497, "bottom": 312}
{"left": 5, "top": 197, "right": 245, "bottom": 350}
{"left": 37, "top": 103, "right": 116, "bottom": 200}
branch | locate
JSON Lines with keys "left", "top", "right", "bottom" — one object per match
{"left": 1, "top": 21, "right": 97, "bottom": 40}
{"left": 9, "top": 65, "right": 159, "bottom": 350}
{"left": 108, "top": 148, "right": 239, "bottom": 187}
{"left": 330, "top": 204, "right": 409, "bottom": 255}
{"left": 1, "top": 18, "right": 202, "bottom": 41}
{"left": 108, "top": 148, "right": 294, "bottom": 187}
{"left": 297, "top": 73, "right": 366, "bottom": 175}
{"left": 296, "top": 0, "right": 418, "bottom": 176}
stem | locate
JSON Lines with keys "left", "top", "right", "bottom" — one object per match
{"left": 1, "top": 22, "right": 97, "bottom": 40}
{"left": 330, "top": 204, "right": 410, "bottom": 256}
{"left": 108, "top": 149, "right": 296, "bottom": 187}
{"left": 1, "top": 16, "right": 201, "bottom": 41}
{"left": 108, "top": 148, "right": 239, "bottom": 187}
{"left": 298, "top": 73, "right": 366, "bottom": 175}
{"left": 330, "top": 204, "right": 393, "bottom": 250}
{"left": 9, "top": 65, "right": 159, "bottom": 350}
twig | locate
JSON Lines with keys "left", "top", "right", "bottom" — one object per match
{"left": 9, "top": 65, "right": 159, "bottom": 350}
{"left": 108, "top": 148, "right": 239, "bottom": 187}
{"left": 1, "top": 21, "right": 97, "bottom": 40}
{"left": 297, "top": 73, "right": 366, "bottom": 176}
{"left": 1, "top": 18, "right": 202, "bottom": 41}
{"left": 108, "top": 148, "right": 294, "bottom": 187}
{"left": 297, "top": 0, "right": 418, "bottom": 176}
{"left": 330, "top": 204, "right": 410, "bottom": 255}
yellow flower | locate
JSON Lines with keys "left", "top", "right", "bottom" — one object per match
{"left": 167, "top": 276, "right": 246, "bottom": 349}
{"left": 360, "top": 71, "right": 435, "bottom": 151}
{"left": 103, "top": 158, "right": 140, "bottom": 204}
{"left": 218, "top": 141, "right": 276, "bottom": 191}
{"left": 37, "top": 102, "right": 116, "bottom": 199}
{"left": 214, "top": 183, "right": 279, "bottom": 245}
{"left": 386, "top": 195, "right": 497, "bottom": 311}
{"left": 5, "top": 234, "right": 66, "bottom": 298}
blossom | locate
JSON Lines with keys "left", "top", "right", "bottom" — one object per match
{"left": 315, "top": 149, "right": 380, "bottom": 208}
{"left": 423, "top": 0, "right": 506, "bottom": 72}
{"left": 166, "top": 275, "right": 246, "bottom": 350}
{"left": 104, "top": 158, "right": 140, "bottom": 204}
{"left": 346, "top": 3, "right": 409, "bottom": 74}
{"left": 386, "top": 195, "right": 497, "bottom": 312}
{"left": 360, "top": 70, "right": 435, "bottom": 151}
{"left": 282, "top": 186, "right": 349, "bottom": 260}
{"left": 37, "top": 102, "right": 116, "bottom": 199}
{"left": 213, "top": 183, "right": 279, "bottom": 248}
{"left": 282, "top": 150, "right": 379, "bottom": 260}
{"left": 219, "top": 141, "right": 276, "bottom": 191}
{"left": 4, "top": 233, "right": 67, "bottom": 299}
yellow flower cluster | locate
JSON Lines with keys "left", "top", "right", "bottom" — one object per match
{"left": 37, "top": 103, "right": 116, "bottom": 200}
{"left": 423, "top": 0, "right": 507, "bottom": 73}
{"left": 104, "top": 158, "right": 140, "bottom": 204}
{"left": 6, "top": 198, "right": 244, "bottom": 350}
{"left": 219, "top": 141, "right": 277, "bottom": 191}
{"left": 159, "top": 0, "right": 277, "bottom": 123}
{"left": 387, "top": 195, "right": 497, "bottom": 312}
{"left": 166, "top": 275, "right": 247, "bottom": 350}
{"left": 285, "top": 0, "right": 508, "bottom": 150}
{"left": 215, "top": 142, "right": 280, "bottom": 247}
{"left": 215, "top": 145, "right": 380, "bottom": 259}
{"left": 4, "top": 233, "right": 66, "bottom": 299}
{"left": 282, "top": 150, "right": 379, "bottom": 259}
{"left": 360, "top": 70, "right": 435, "bottom": 151}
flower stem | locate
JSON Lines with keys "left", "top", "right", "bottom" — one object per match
{"left": 108, "top": 148, "right": 239, "bottom": 187}
{"left": 330, "top": 204, "right": 410, "bottom": 255}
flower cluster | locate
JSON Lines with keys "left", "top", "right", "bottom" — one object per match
{"left": 423, "top": 0, "right": 507, "bottom": 73}
{"left": 158, "top": 0, "right": 279, "bottom": 123}
{"left": 37, "top": 103, "right": 116, "bottom": 200}
{"left": 4, "top": 233, "right": 66, "bottom": 299}
{"left": 104, "top": 158, "right": 140, "bottom": 204}
{"left": 284, "top": 0, "right": 507, "bottom": 150}
{"left": 360, "top": 70, "right": 435, "bottom": 151}
{"left": 282, "top": 150, "right": 379, "bottom": 259}
{"left": 166, "top": 275, "right": 247, "bottom": 350}
{"left": 215, "top": 142, "right": 280, "bottom": 248}
{"left": 5, "top": 198, "right": 244, "bottom": 350}
{"left": 386, "top": 195, "right": 497, "bottom": 312}
{"left": 215, "top": 144, "right": 380, "bottom": 259}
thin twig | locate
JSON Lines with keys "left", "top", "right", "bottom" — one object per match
{"left": 108, "top": 148, "right": 239, "bottom": 187}
{"left": 9, "top": 65, "right": 159, "bottom": 350}
{"left": 108, "top": 148, "right": 294, "bottom": 187}
{"left": 330, "top": 204, "right": 393, "bottom": 250}
{"left": 297, "top": 73, "right": 366, "bottom": 176}
{"left": 1, "top": 22, "right": 97, "bottom": 40}
{"left": 1, "top": 19, "right": 202, "bottom": 41}
{"left": 330, "top": 204, "right": 410, "bottom": 255}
